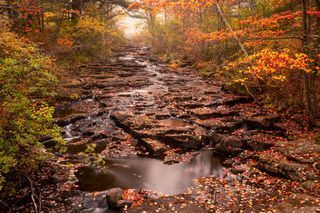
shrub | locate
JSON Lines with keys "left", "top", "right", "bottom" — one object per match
{"left": 0, "top": 31, "right": 63, "bottom": 192}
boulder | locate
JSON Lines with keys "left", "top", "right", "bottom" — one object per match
{"left": 116, "top": 200, "right": 133, "bottom": 208}
{"left": 157, "top": 134, "right": 203, "bottom": 149}
{"left": 244, "top": 115, "right": 281, "bottom": 130}
{"left": 203, "top": 133, "right": 224, "bottom": 147}
{"left": 284, "top": 142, "right": 320, "bottom": 164}
{"left": 83, "top": 193, "right": 109, "bottom": 213}
{"left": 257, "top": 154, "right": 308, "bottom": 181}
{"left": 244, "top": 140, "right": 274, "bottom": 151}
{"left": 141, "top": 138, "right": 167, "bottom": 156}
{"left": 190, "top": 108, "right": 239, "bottom": 120}
{"left": 214, "top": 136, "right": 243, "bottom": 156}
{"left": 105, "top": 188, "right": 124, "bottom": 209}
{"left": 231, "top": 164, "right": 250, "bottom": 174}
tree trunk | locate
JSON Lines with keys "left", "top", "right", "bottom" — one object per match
{"left": 6, "top": 0, "right": 18, "bottom": 28}
{"left": 301, "top": 0, "right": 317, "bottom": 127}
{"left": 71, "top": 0, "right": 83, "bottom": 21}
{"left": 216, "top": 8, "right": 223, "bottom": 65}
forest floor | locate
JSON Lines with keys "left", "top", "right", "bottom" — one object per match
{"left": 10, "top": 45, "right": 320, "bottom": 212}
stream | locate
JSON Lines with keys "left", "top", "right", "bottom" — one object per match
{"left": 56, "top": 46, "right": 227, "bottom": 197}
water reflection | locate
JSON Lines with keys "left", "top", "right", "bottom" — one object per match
{"left": 76, "top": 150, "right": 224, "bottom": 195}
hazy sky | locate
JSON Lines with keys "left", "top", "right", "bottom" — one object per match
{"left": 117, "top": 16, "right": 144, "bottom": 38}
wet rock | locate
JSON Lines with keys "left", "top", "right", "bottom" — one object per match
{"left": 57, "top": 114, "right": 87, "bottom": 126}
{"left": 105, "top": 188, "right": 124, "bottom": 209}
{"left": 195, "top": 119, "right": 243, "bottom": 132}
{"left": 83, "top": 193, "right": 109, "bottom": 213}
{"left": 121, "top": 61, "right": 146, "bottom": 68}
{"left": 257, "top": 153, "right": 308, "bottom": 181}
{"left": 224, "top": 96, "right": 254, "bottom": 106}
{"left": 205, "top": 98, "right": 224, "bottom": 107}
{"left": 231, "top": 164, "right": 250, "bottom": 174}
{"left": 244, "top": 115, "right": 281, "bottom": 130}
{"left": 154, "top": 113, "right": 171, "bottom": 119}
{"left": 215, "top": 121, "right": 243, "bottom": 133}
{"left": 118, "top": 71, "right": 135, "bottom": 77}
{"left": 244, "top": 140, "right": 274, "bottom": 151}
{"left": 284, "top": 142, "right": 320, "bottom": 164}
{"left": 141, "top": 138, "right": 167, "bottom": 156}
{"left": 158, "top": 118, "right": 191, "bottom": 127}
{"left": 190, "top": 108, "right": 239, "bottom": 120}
{"left": 82, "top": 189, "right": 133, "bottom": 212}
{"left": 112, "top": 113, "right": 207, "bottom": 150}
{"left": 181, "top": 102, "right": 204, "bottom": 109}
{"left": 110, "top": 112, "right": 135, "bottom": 134}
{"left": 66, "top": 141, "right": 88, "bottom": 154}
{"left": 203, "top": 133, "right": 224, "bottom": 147}
{"left": 157, "top": 134, "right": 202, "bottom": 149}
{"left": 206, "top": 96, "right": 253, "bottom": 107}
{"left": 148, "top": 56, "right": 158, "bottom": 62}
{"left": 116, "top": 200, "right": 133, "bottom": 208}
{"left": 306, "top": 171, "right": 320, "bottom": 180}
{"left": 95, "top": 95, "right": 113, "bottom": 101}
{"left": 172, "top": 95, "right": 193, "bottom": 102}
{"left": 214, "top": 136, "right": 243, "bottom": 156}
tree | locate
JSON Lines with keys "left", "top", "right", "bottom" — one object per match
{"left": 300, "top": 0, "right": 320, "bottom": 126}
{"left": 132, "top": 0, "right": 319, "bottom": 126}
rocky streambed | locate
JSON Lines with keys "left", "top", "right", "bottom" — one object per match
{"left": 53, "top": 45, "right": 320, "bottom": 212}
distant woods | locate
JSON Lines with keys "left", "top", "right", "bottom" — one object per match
{"left": 0, "top": 0, "right": 135, "bottom": 62}
{"left": 131, "top": 0, "right": 320, "bottom": 127}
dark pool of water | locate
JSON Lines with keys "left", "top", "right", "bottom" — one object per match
{"left": 75, "top": 150, "right": 224, "bottom": 195}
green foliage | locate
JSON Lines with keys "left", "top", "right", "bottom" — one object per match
{"left": 198, "top": 63, "right": 217, "bottom": 78}
{"left": 0, "top": 31, "right": 64, "bottom": 191}
{"left": 79, "top": 143, "right": 106, "bottom": 167}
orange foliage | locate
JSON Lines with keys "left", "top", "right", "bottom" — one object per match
{"left": 227, "top": 48, "right": 315, "bottom": 83}
{"left": 56, "top": 38, "right": 73, "bottom": 49}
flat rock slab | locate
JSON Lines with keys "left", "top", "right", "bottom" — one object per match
{"left": 189, "top": 107, "right": 240, "bottom": 119}
{"left": 141, "top": 138, "right": 168, "bottom": 156}
{"left": 257, "top": 152, "right": 316, "bottom": 181}
{"left": 110, "top": 112, "right": 207, "bottom": 149}
{"left": 283, "top": 140, "right": 320, "bottom": 164}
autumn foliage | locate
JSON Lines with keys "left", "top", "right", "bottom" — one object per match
{"left": 0, "top": 0, "right": 126, "bottom": 195}
{"left": 132, "top": 0, "right": 320, "bottom": 123}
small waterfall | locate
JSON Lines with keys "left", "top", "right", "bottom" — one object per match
{"left": 64, "top": 124, "right": 75, "bottom": 141}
